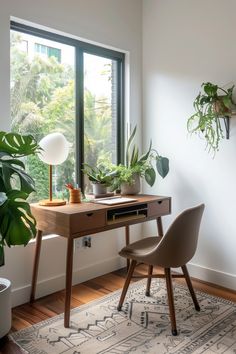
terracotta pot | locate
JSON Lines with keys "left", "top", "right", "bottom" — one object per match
{"left": 213, "top": 96, "right": 230, "bottom": 115}
{"left": 0, "top": 278, "right": 11, "bottom": 338}
{"left": 121, "top": 173, "right": 140, "bottom": 195}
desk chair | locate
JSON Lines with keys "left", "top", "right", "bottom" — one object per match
{"left": 117, "top": 204, "right": 205, "bottom": 335}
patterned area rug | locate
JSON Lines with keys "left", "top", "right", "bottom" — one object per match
{"left": 10, "top": 279, "right": 236, "bottom": 354}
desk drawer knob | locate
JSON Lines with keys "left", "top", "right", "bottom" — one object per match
{"left": 158, "top": 201, "right": 163, "bottom": 204}
{"left": 86, "top": 213, "right": 93, "bottom": 217}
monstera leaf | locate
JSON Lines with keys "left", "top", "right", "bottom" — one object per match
{"left": 0, "top": 132, "right": 38, "bottom": 156}
{"left": 0, "top": 153, "right": 35, "bottom": 193}
{"left": 0, "top": 131, "right": 39, "bottom": 267}
{"left": 0, "top": 190, "right": 36, "bottom": 266}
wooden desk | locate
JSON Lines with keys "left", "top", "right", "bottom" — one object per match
{"left": 30, "top": 194, "right": 171, "bottom": 327}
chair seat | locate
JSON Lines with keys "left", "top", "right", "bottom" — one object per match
{"left": 119, "top": 236, "right": 162, "bottom": 260}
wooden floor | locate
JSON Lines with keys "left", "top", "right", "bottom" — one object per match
{"left": 0, "top": 265, "right": 236, "bottom": 354}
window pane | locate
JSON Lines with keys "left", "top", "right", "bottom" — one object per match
{"left": 83, "top": 53, "right": 117, "bottom": 192}
{"left": 10, "top": 30, "right": 76, "bottom": 202}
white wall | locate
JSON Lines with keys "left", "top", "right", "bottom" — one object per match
{"left": 0, "top": 0, "right": 143, "bottom": 306}
{"left": 142, "top": 0, "right": 236, "bottom": 290}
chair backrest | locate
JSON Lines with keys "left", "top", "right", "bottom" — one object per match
{"left": 150, "top": 204, "right": 205, "bottom": 268}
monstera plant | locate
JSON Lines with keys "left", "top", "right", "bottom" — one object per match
{"left": 0, "top": 131, "right": 39, "bottom": 266}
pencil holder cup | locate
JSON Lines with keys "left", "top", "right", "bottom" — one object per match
{"left": 69, "top": 189, "right": 81, "bottom": 203}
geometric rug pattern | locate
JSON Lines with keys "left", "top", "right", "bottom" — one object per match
{"left": 10, "top": 279, "right": 236, "bottom": 353}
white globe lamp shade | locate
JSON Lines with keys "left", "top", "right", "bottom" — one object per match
{"left": 38, "top": 133, "right": 69, "bottom": 165}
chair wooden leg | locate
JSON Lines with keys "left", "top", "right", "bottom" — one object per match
{"left": 145, "top": 265, "right": 153, "bottom": 296}
{"left": 182, "top": 265, "right": 200, "bottom": 311}
{"left": 125, "top": 226, "right": 130, "bottom": 271}
{"left": 117, "top": 260, "right": 137, "bottom": 311}
{"left": 164, "top": 268, "right": 178, "bottom": 336}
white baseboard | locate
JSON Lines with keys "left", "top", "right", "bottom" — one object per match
{"left": 11, "top": 256, "right": 126, "bottom": 307}
{"left": 11, "top": 259, "right": 236, "bottom": 307}
{"left": 187, "top": 262, "right": 236, "bottom": 291}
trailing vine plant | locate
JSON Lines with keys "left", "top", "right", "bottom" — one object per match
{"left": 187, "top": 82, "right": 235, "bottom": 154}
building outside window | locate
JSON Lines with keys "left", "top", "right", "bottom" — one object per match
{"left": 34, "top": 43, "right": 61, "bottom": 62}
{"left": 10, "top": 22, "right": 124, "bottom": 202}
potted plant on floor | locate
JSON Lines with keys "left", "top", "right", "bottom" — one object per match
{"left": 110, "top": 126, "right": 169, "bottom": 194}
{"left": 187, "top": 82, "right": 236, "bottom": 154}
{"left": 0, "top": 131, "right": 39, "bottom": 338}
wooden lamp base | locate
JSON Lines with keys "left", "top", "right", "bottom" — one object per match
{"left": 39, "top": 199, "right": 66, "bottom": 207}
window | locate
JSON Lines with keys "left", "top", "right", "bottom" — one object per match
{"left": 10, "top": 22, "right": 124, "bottom": 201}
{"left": 34, "top": 43, "right": 61, "bottom": 62}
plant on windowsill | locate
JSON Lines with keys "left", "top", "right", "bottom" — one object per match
{"left": 82, "top": 163, "right": 115, "bottom": 196}
{"left": 109, "top": 126, "right": 169, "bottom": 195}
{"left": 187, "top": 82, "right": 236, "bottom": 154}
{"left": 0, "top": 131, "right": 39, "bottom": 338}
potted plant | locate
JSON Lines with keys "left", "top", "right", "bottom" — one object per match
{"left": 110, "top": 126, "right": 169, "bottom": 194}
{"left": 0, "top": 131, "right": 39, "bottom": 338}
{"left": 82, "top": 163, "right": 114, "bottom": 196}
{"left": 187, "top": 82, "right": 236, "bottom": 153}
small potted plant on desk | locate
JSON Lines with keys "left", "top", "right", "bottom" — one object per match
{"left": 110, "top": 126, "right": 169, "bottom": 194}
{"left": 187, "top": 82, "right": 236, "bottom": 154}
{"left": 82, "top": 164, "right": 114, "bottom": 197}
{"left": 0, "top": 131, "right": 38, "bottom": 338}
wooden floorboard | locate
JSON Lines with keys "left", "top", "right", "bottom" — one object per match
{"left": 0, "top": 265, "right": 235, "bottom": 353}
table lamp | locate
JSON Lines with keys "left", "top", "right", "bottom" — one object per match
{"left": 38, "top": 132, "right": 70, "bottom": 206}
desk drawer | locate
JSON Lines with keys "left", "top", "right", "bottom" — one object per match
{"left": 71, "top": 210, "right": 106, "bottom": 234}
{"left": 148, "top": 199, "right": 170, "bottom": 217}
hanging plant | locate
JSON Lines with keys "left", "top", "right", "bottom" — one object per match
{"left": 187, "top": 82, "right": 235, "bottom": 153}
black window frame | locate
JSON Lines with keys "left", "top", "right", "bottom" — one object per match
{"left": 11, "top": 21, "right": 125, "bottom": 190}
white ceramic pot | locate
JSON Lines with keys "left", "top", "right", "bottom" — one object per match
{"left": 0, "top": 278, "right": 11, "bottom": 338}
{"left": 92, "top": 183, "right": 107, "bottom": 196}
{"left": 121, "top": 173, "right": 141, "bottom": 195}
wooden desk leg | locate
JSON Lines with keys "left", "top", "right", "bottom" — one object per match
{"left": 64, "top": 237, "right": 74, "bottom": 328}
{"left": 157, "top": 217, "right": 164, "bottom": 237}
{"left": 30, "top": 230, "right": 43, "bottom": 303}
{"left": 125, "top": 226, "right": 130, "bottom": 271}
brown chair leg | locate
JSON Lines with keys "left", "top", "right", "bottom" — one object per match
{"left": 182, "top": 265, "right": 200, "bottom": 311}
{"left": 125, "top": 226, "right": 130, "bottom": 271}
{"left": 164, "top": 268, "right": 178, "bottom": 336}
{"left": 145, "top": 265, "right": 153, "bottom": 296}
{"left": 117, "top": 260, "right": 137, "bottom": 311}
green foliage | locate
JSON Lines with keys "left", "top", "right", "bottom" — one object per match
{"left": 187, "top": 82, "right": 235, "bottom": 153}
{"left": 110, "top": 126, "right": 169, "bottom": 189}
{"left": 0, "top": 132, "right": 39, "bottom": 266}
{"left": 11, "top": 32, "right": 113, "bottom": 199}
{"left": 82, "top": 163, "right": 115, "bottom": 186}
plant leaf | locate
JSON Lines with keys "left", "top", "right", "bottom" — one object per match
{"left": 145, "top": 167, "right": 156, "bottom": 187}
{"left": 130, "top": 146, "right": 139, "bottom": 167}
{"left": 0, "top": 190, "right": 36, "bottom": 247}
{"left": 138, "top": 140, "right": 152, "bottom": 164}
{"left": 156, "top": 157, "right": 169, "bottom": 178}
{"left": 126, "top": 126, "right": 137, "bottom": 167}
{"left": 1, "top": 158, "right": 35, "bottom": 194}
{"left": 0, "top": 132, "right": 39, "bottom": 156}
{"left": 222, "top": 96, "right": 231, "bottom": 109}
